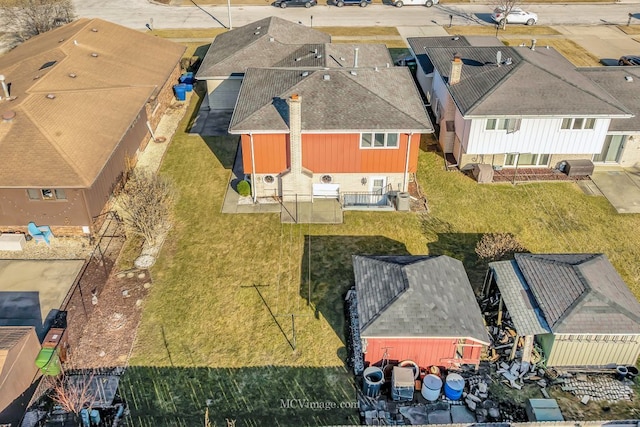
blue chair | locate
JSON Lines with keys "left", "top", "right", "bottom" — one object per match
{"left": 27, "top": 222, "right": 53, "bottom": 245}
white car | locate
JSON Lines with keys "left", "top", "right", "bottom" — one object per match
{"left": 491, "top": 7, "right": 538, "bottom": 25}
{"left": 392, "top": 0, "right": 438, "bottom": 7}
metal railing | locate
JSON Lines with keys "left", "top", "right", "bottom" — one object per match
{"left": 342, "top": 184, "right": 394, "bottom": 209}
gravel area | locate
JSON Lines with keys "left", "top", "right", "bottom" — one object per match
{"left": 0, "top": 237, "right": 92, "bottom": 260}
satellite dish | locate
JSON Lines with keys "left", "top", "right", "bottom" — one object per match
{"left": 496, "top": 50, "right": 502, "bottom": 66}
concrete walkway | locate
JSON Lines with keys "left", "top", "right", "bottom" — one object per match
{"left": 591, "top": 168, "right": 640, "bottom": 213}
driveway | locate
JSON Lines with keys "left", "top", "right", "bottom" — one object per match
{"left": 0, "top": 259, "right": 85, "bottom": 338}
{"left": 591, "top": 168, "right": 640, "bottom": 213}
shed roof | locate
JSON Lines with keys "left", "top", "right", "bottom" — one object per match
{"left": 579, "top": 67, "right": 640, "bottom": 132}
{"left": 229, "top": 67, "right": 433, "bottom": 133}
{"left": 415, "top": 42, "right": 631, "bottom": 118}
{"left": 0, "top": 327, "right": 35, "bottom": 371}
{"left": 353, "top": 255, "right": 489, "bottom": 343}
{"left": 196, "top": 17, "right": 331, "bottom": 78}
{"left": 0, "top": 18, "right": 185, "bottom": 188}
{"left": 507, "top": 254, "right": 640, "bottom": 334}
{"left": 489, "top": 260, "right": 550, "bottom": 336}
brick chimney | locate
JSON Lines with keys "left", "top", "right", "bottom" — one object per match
{"left": 450, "top": 54, "right": 462, "bottom": 85}
{"left": 289, "top": 94, "right": 302, "bottom": 177}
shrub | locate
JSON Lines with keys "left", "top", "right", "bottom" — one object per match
{"left": 475, "top": 232, "right": 526, "bottom": 262}
{"left": 237, "top": 180, "right": 251, "bottom": 197}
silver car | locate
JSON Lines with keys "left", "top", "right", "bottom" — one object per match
{"left": 491, "top": 7, "right": 538, "bottom": 25}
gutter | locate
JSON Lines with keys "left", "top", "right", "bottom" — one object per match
{"left": 249, "top": 133, "right": 257, "bottom": 203}
{"left": 403, "top": 132, "right": 413, "bottom": 192}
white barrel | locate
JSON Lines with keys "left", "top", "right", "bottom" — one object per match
{"left": 421, "top": 374, "right": 442, "bottom": 401}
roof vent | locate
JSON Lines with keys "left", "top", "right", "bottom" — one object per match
{"left": 505, "top": 57, "right": 513, "bottom": 65}
{"left": 254, "top": 31, "right": 260, "bottom": 35}
{"left": 2, "top": 110, "right": 16, "bottom": 122}
{"left": 496, "top": 50, "right": 502, "bottom": 67}
{"left": 33, "top": 75, "right": 40, "bottom": 80}
{"left": 452, "top": 36, "right": 460, "bottom": 41}
{"left": 68, "top": 73, "right": 77, "bottom": 78}
{"left": 625, "top": 75, "right": 634, "bottom": 82}
{"left": 73, "top": 40, "right": 78, "bottom": 46}
{"left": 374, "top": 66, "right": 379, "bottom": 72}
{"left": 350, "top": 70, "right": 357, "bottom": 76}
{"left": 46, "top": 93, "right": 56, "bottom": 99}
{"left": 269, "top": 37, "right": 274, "bottom": 42}
{"left": 58, "top": 38, "right": 64, "bottom": 43}
{"left": 301, "top": 71, "right": 309, "bottom": 77}
{"left": 315, "top": 54, "right": 322, "bottom": 59}
{"left": 530, "top": 39, "right": 536, "bottom": 51}
{"left": 386, "top": 63, "right": 390, "bottom": 68}
{"left": 323, "top": 74, "right": 330, "bottom": 81}
{"left": 295, "top": 57, "right": 301, "bottom": 62}
{"left": 340, "top": 57, "right": 345, "bottom": 61}
{"left": 91, "top": 52, "right": 99, "bottom": 57}
{"left": 91, "top": 28, "right": 98, "bottom": 32}
{"left": 314, "top": 48, "right": 318, "bottom": 54}
{"left": 256, "top": 26, "right": 261, "bottom": 30}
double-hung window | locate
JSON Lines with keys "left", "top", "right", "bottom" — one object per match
{"left": 486, "top": 118, "right": 521, "bottom": 134}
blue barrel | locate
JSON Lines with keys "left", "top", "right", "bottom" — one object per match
{"left": 421, "top": 374, "right": 442, "bottom": 401}
{"left": 444, "top": 373, "right": 464, "bottom": 400}
{"left": 184, "top": 83, "right": 193, "bottom": 92}
{"left": 173, "top": 84, "right": 187, "bottom": 101}
{"left": 362, "top": 367, "right": 384, "bottom": 397}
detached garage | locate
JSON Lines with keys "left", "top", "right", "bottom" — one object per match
{"left": 353, "top": 255, "right": 489, "bottom": 369}
{"left": 487, "top": 253, "right": 640, "bottom": 367}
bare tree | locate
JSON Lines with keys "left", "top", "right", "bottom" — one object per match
{"left": 495, "top": 0, "right": 520, "bottom": 29}
{"left": 47, "top": 369, "right": 98, "bottom": 416}
{"left": 0, "top": 0, "right": 75, "bottom": 46}
{"left": 119, "top": 171, "right": 176, "bottom": 246}
{"left": 475, "top": 232, "right": 526, "bottom": 262}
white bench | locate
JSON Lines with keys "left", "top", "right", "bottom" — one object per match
{"left": 0, "top": 234, "right": 26, "bottom": 251}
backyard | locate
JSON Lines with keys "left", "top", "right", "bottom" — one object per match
{"left": 118, "top": 28, "right": 640, "bottom": 426}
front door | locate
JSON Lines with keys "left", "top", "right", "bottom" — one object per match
{"left": 594, "top": 135, "right": 626, "bottom": 163}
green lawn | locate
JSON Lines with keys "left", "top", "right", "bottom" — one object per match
{"left": 121, "top": 43, "right": 640, "bottom": 427}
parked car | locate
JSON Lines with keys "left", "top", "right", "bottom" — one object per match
{"left": 392, "top": 0, "right": 438, "bottom": 7}
{"left": 619, "top": 55, "right": 640, "bottom": 66}
{"left": 275, "top": 0, "right": 316, "bottom": 6}
{"left": 491, "top": 7, "right": 538, "bottom": 25}
{"left": 334, "top": 0, "right": 370, "bottom": 7}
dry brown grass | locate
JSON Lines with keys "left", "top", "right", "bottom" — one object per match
{"left": 446, "top": 25, "right": 560, "bottom": 36}
{"left": 505, "top": 38, "right": 601, "bottom": 66}
{"left": 147, "top": 28, "right": 228, "bottom": 39}
{"left": 318, "top": 26, "right": 400, "bottom": 37}
{"left": 618, "top": 25, "right": 640, "bottom": 35}
{"left": 333, "top": 38, "right": 407, "bottom": 48}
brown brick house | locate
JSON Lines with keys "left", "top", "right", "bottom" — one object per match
{"left": 0, "top": 18, "right": 185, "bottom": 235}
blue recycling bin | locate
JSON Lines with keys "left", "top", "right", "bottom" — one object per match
{"left": 173, "top": 84, "right": 187, "bottom": 101}
{"left": 184, "top": 83, "right": 193, "bottom": 92}
{"left": 179, "top": 72, "right": 194, "bottom": 85}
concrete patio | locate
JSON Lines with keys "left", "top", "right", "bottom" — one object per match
{"left": 591, "top": 168, "right": 640, "bottom": 214}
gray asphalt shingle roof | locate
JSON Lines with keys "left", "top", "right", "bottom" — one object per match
{"left": 407, "top": 35, "right": 501, "bottom": 75}
{"left": 196, "top": 17, "right": 331, "bottom": 78}
{"left": 489, "top": 260, "right": 550, "bottom": 336}
{"left": 353, "top": 255, "right": 489, "bottom": 343}
{"left": 229, "top": 67, "right": 433, "bottom": 133}
{"left": 418, "top": 43, "right": 631, "bottom": 117}
{"left": 579, "top": 67, "right": 640, "bottom": 132}
{"left": 513, "top": 253, "right": 640, "bottom": 334}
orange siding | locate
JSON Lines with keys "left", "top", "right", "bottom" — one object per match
{"left": 241, "top": 134, "right": 288, "bottom": 174}
{"left": 364, "top": 338, "right": 483, "bottom": 369}
{"left": 302, "top": 133, "right": 421, "bottom": 173}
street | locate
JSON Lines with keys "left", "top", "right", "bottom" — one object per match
{"left": 73, "top": 0, "right": 640, "bottom": 30}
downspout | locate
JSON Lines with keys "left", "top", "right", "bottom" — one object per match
{"left": 403, "top": 132, "right": 413, "bottom": 192}
{"left": 250, "top": 133, "right": 257, "bottom": 203}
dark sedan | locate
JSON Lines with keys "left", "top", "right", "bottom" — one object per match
{"left": 619, "top": 55, "right": 640, "bottom": 66}
{"left": 275, "top": 0, "right": 316, "bottom": 7}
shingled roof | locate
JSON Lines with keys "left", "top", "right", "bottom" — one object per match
{"left": 0, "top": 18, "right": 185, "bottom": 188}
{"left": 416, "top": 42, "right": 631, "bottom": 118}
{"left": 353, "top": 255, "right": 489, "bottom": 343}
{"left": 513, "top": 253, "right": 640, "bottom": 334}
{"left": 229, "top": 67, "right": 433, "bottom": 133}
{"left": 196, "top": 17, "right": 331, "bottom": 78}
{"left": 579, "top": 67, "right": 640, "bottom": 132}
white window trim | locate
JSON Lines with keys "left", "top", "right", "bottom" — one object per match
{"left": 560, "top": 118, "right": 596, "bottom": 131}
{"left": 485, "top": 118, "right": 521, "bottom": 133}
{"left": 360, "top": 132, "right": 400, "bottom": 149}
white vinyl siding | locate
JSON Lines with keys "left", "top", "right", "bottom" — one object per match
{"left": 465, "top": 117, "right": 611, "bottom": 155}
{"left": 545, "top": 333, "right": 640, "bottom": 367}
